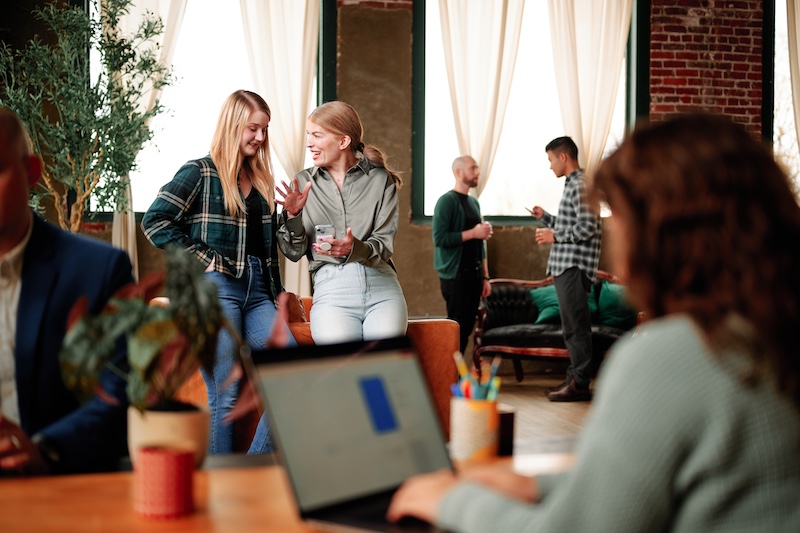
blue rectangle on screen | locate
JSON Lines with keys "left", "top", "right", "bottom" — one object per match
{"left": 359, "top": 376, "right": 398, "bottom": 433}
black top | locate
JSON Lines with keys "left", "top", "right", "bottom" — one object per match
{"left": 245, "top": 189, "right": 266, "bottom": 259}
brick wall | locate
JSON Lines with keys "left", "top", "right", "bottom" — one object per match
{"left": 650, "top": 0, "right": 764, "bottom": 134}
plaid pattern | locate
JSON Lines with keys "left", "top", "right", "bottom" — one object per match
{"left": 540, "top": 169, "right": 601, "bottom": 282}
{"left": 141, "top": 156, "right": 283, "bottom": 296}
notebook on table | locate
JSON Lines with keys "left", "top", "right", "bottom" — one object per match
{"left": 242, "top": 336, "right": 453, "bottom": 533}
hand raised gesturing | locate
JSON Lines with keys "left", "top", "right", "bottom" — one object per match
{"left": 276, "top": 178, "right": 312, "bottom": 217}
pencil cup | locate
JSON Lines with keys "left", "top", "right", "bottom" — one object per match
{"left": 133, "top": 446, "right": 194, "bottom": 519}
{"left": 449, "top": 397, "right": 499, "bottom": 461}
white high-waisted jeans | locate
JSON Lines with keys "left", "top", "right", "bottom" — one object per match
{"left": 310, "top": 262, "right": 408, "bottom": 344}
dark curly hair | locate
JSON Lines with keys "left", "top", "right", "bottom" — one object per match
{"left": 592, "top": 113, "right": 800, "bottom": 409}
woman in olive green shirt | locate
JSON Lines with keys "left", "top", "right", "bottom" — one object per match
{"left": 276, "top": 101, "right": 408, "bottom": 344}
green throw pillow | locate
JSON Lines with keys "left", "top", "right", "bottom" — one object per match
{"left": 530, "top": 284, "right": 600, "bottom": 324}
{"left": 530, "top": 285, "right": 561, "bottom": 324}
{"left": 597, "top": 281, "right": 637, "bottom": 329}
{"left": 588, "top": 284, "right": 599, "bottom": 319}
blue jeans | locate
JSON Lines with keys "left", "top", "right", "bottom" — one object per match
{"left": 203, "top": 256, "right": 296, "bottom": 455}
{"left": 310, "top": 262, "right": 408, "bottom": 344}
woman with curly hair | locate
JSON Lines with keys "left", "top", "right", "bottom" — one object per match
{"left": 387, "top": 114, "right": 800, "bottom": 532}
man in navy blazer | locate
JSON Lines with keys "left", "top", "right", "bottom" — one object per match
{"left": 0, "top": 108, "right": 133, "bottom": 475}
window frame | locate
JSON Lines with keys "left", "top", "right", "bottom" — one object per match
{"left": 410, "top": 0, "right": 649, "bottom": 226}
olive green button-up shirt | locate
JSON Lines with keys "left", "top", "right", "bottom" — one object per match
{"left": 277, "top": 158, "right": 399, "bottom": 275}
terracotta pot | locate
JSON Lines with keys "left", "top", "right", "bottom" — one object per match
{"left": 127, "top": 405, "right": 209, "bottom": 468}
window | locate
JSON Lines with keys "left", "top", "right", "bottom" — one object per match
{"left": 421, "top": 1, "right": 627, "bottom": 219}
{"left": 129, "top": 0, "right": 317, "bottom": 213}
{"left": 773, "top": 0, "right": 799, "bottom": 186}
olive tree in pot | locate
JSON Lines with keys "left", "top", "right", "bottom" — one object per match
{"left": 0, "top": 0, "right": 171, "bottom": 231}
{"left": 59, "top": 247, "right": 239, "bottom": 467}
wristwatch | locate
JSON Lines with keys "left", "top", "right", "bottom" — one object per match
{"left": 32, "top": 435, "right": 62, "bottom": 471}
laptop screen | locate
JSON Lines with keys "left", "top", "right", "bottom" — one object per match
{"left": 246, "top": 338, "right": 452, "bottom": 513}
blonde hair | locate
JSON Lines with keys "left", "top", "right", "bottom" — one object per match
{"left": 210, "top": 90, "right": 275, "bottom": 216}
{"left": 309, "top": 101, "right": 403, "bottom": 187}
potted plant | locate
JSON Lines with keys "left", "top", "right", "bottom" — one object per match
{"left": 0, "top": 0, "right": 171, "bottom": 231}
{"left": 59, "top": 246, "right": 237, "bottom": 466}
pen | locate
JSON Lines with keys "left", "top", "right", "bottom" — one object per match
{"left": 486, "top": 376, "right": 501, "bottom": 401}
{"left": 452, "top": 351, "right": 469, "bottom": 379}
{"left": 460, "top": 378, "right": 471, "bottom": 399}
{"left": 487, "top": 355, "right": 502, "bottom": 384}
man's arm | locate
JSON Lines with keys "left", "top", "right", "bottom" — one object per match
{"left": 552, "top": 179, "right": 599, "bottom": 244}
{"left": 432, "top": 193, "right": 464, "bottom": 248}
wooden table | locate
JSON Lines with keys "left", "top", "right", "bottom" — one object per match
{"left": 0, "top": 453, "right": 574, "bottom": 532}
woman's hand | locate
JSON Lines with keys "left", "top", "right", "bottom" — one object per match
{"left": 314, "top": 227, "right": 354, "bottom": 259}
{"left": 385, "top": 465, "right": 538, "bottom": 525}
{"left": 460, "top": 464, "right": 538, "bottom": 502}
{"left": 386, "top": 468, "right": 458, "bottom": 524}
{"left": 276, "top": 178, "right": 312, "bottom": 217}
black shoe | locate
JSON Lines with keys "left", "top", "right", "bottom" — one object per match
{"left": 545, "top": 378, "right": 571, "bottom": 395}
{"left": 547, "top": 380, "right": 592, "bottom": 402}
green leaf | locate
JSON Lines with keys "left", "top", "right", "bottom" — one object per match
{"left": 0, "top": 0, "right": 173, "bottom": 229}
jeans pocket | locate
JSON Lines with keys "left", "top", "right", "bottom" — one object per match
{"left": 312, "top": 265, "right": 334, "bottom": 287}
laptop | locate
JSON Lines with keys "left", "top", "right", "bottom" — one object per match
{"left": 243, "top": 336, "right": 453, "bottom": 533}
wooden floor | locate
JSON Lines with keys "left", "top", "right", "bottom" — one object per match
{"left": 496, "top": 373, "right": 592, "bottom": 455}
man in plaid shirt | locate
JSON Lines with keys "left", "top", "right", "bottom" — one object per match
{"left": 530, "top": 137, "right": 601, "bottom": 402}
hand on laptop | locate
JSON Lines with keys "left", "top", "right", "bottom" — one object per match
{"left": 386, "top": 468, "right": 457, "bottom": 524}
{"left": 460, "top": 464, "right": 538, "bottom": 502}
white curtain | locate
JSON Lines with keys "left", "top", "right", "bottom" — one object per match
{"left": 438, "top": 0, "right": 525, "bottom": 197}
{"left": 788, "top": 0, "right": 800, "bottom": 146}
{"left": 240, "top": 0, "right": 319, "bottom": 297}
{"left": 112, "top": 0, "right": 188, "bottom": 280}
{"left": 547, "top": 0, "right": 632, "bottom": 178}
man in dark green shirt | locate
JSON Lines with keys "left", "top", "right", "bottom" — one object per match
{"left": 432, "top": 156, "right": 492, "bottom": 354}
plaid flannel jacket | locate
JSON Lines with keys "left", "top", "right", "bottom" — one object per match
{"left": 540, "top": 169, "right": 602, "bottom": 282}
{"left": 141, "top": 156, "right": 283, "bottom": 297}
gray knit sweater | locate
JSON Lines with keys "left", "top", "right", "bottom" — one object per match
{"left": 439, "top": 315, "right": 800, "bottom": 532}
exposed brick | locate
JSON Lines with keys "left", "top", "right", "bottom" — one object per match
{"left": 649, "top": 0, "right": 763, "bottom": 129}
{"left": 651, "top": 69, "right": 674, "bottom": 77}
{"left": 651, "top": 51, "right": 676, "bottom": 59}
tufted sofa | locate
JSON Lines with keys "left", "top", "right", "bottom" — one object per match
{"left": 473, "top": 271, "right": 636, "bottom": 382}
